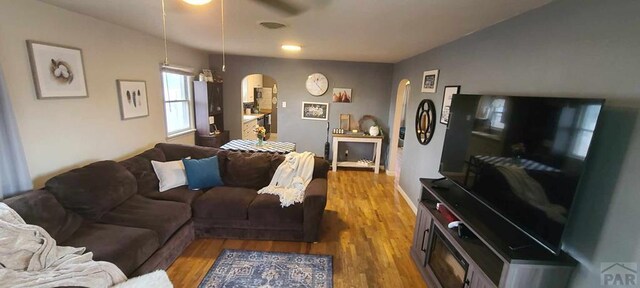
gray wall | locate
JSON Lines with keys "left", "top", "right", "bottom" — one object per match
{"left": 210, "top": 55, "right": 393, "bottom": 161}
{"left": 388, "top": 0, "right": 640, "bottom": 287}
{"left": 0, "top": 0, "right": 208, "bottom": 188}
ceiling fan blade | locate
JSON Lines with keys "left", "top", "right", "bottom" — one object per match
{"left": 252, "top": 0, "right": 306, "bottom": 16}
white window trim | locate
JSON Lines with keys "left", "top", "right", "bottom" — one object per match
{"left": 160, "top": 66, "right": 196, "bottom": 138}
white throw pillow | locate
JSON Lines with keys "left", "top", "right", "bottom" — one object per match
{"left": 151, "top": 159, "right": 188, "bottom": 192}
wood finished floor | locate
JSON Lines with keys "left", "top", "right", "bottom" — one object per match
{"left": 166, "top": 170, "right": 426, "bottom": 288}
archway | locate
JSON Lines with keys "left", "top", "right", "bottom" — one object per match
{"left": 388, "top": 79, "right": 411, "bottom": 183}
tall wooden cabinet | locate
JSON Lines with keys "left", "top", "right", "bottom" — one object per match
{"left": 194, "top": 81, "right": 229, "bottom": 148}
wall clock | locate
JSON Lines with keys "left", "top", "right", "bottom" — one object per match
{"left": 416, "top": 99, "right": 436, "bottom": 145}
{"left": 306, "top": 73, "right": 328, "bottom": 96}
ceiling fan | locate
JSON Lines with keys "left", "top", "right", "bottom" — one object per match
{"left": 251, "top": 0, "right": 330, "bottom": 16}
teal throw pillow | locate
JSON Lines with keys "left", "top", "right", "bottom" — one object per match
{"left": 182, "top": 156, "right": 223, "bottom": 190}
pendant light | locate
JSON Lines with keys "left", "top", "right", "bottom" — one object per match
{"left": 221, "top": 0, "right": 226, "bottom": 72}
{"left": 161, "top": 0, "right": 170, "bottom": 67}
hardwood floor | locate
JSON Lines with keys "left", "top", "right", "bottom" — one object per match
{"left": 166, "top": 170, "right": 426, "bottom": 287}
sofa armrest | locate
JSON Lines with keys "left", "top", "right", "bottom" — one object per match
{"left": 303, "top": 178, "right": 327, "bottom": 242}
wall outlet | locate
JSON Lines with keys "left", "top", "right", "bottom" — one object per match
{"left": 282, "top": 101, "right": 287, "bottom": 108}
{"left": 208, "top": 116, "right": 215, "bottom": 124}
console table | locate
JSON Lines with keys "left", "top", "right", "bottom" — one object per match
{"left": 331, "top": 134, "right": 383, "bottom": 173}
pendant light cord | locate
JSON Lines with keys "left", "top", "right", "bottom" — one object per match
{"left": 221, "top": 0, "right": 226, "bottom": 72}
{"left": 161, "top": 0, "right": 169, "bottom": 66}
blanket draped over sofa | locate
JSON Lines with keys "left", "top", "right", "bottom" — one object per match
{"left": 258, "top": 151, "right": 315, "bottom": 207}
{"left": 0, "top": 203, "right": 126, "bottom": 288}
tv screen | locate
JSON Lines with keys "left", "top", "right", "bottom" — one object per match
{"left": 440, "top": 94, "right": 604, "bottom": 254}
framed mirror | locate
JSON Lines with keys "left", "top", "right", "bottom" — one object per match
{"left": 415, "top": 99, "right": 436, "bottom": 145}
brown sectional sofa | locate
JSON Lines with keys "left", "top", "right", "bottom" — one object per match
{"left": 2, "top": 143, "right": 329, "bottom": 276}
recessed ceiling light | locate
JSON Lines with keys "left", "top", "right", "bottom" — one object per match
{"left": 183, "top": 0, "right": 212, "bottom": 5}
{"left": 281, "top": 44, "right": 302, "bottom": 52}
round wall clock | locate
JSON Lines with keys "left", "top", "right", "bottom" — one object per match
{"left": 306, "top": 73, "right": 328, "bottom": 96}
{"left": 416, "top": 99, "right": 436, "bottom": 145}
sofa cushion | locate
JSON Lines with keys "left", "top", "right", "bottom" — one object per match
{"left": 119, "top": 148, "right": 166, "bottom": 195}
{"left": 151, "top": 159, "right": 188, "bottom": 192}
{"left": 155, "top": 143, "right": 219, "bottom": 161}
{"left": 45, "top": 161, "right": 137, "bottom": 221}
{"left": 144, "top": 186, "right": 204, "bottom": 205}
{"left": 183, "top": 156, "right": 224, "bottom": 190}
{"left": 248, "top": 194, "right": 304, "bottom": 230}
{"left": 61, "top": 222, "right": 160, "bottom": 276}
{"left": 3, "top": 190, "right": 82, "bottom": 243}
{"left": 217, "top": 151, "right": 272, "bottom": 190}
{"left": 193, "top": 187, "right": 257, "bottom": 220}
{"left": 98, "top": 195, "right": 191, "bottom": 244}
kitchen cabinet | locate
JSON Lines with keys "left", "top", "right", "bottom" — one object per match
{"left": 242, "top": 119, "right": 258, "bottom": 140}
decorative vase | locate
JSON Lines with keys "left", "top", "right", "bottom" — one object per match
{"left": 257, "top": 136, "right": 264, "bottom": 146}
{"left": 369, "top": 125, "right": 380, "bottom": 136}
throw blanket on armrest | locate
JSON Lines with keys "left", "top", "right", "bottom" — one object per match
{"left": 258, "top": 151, "right": 315, "bottom": 207}
{"left": 0, "top": 203, "right": 127, "bottom": 288}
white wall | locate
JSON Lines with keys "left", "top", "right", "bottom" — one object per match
{"left": 389, "top": 0, "right": 640, "bottom": 287}
{"left": 0, "top": 0, "right": 209, "bottom": 188}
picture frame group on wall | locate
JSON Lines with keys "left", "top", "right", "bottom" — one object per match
{"left": 421, "top": 69, "right": 439, "bottom": 93}
{"left": 301, "top": 102, "right": 329, "bottom": 121}
{"left": 117, "top": 80, "right": 149, "bottom": 120}
{"left": 440, "top": 85, "right": 461, "bottom": 125}
{"left": 27, "top": 40, "right": 88, "bottom": 99}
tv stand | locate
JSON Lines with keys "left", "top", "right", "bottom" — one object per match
{"left": 410, "top": 178, "right": 576, "bottom": 288}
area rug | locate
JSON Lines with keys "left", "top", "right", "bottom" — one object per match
{"left": 198, "top": 249, "right": 333, "bottom": 288}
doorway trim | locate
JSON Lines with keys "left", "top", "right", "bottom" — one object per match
{"left": 387, "top": 79, "right": 411, "bottom": 176}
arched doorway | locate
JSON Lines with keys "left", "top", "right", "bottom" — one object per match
{"left": 240, "top": 74, "right": 278, "bottom": 140}
{"left": 388, "top": 80, "right": 411, "bottom": 184}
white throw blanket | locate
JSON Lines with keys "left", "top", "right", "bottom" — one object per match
{"left": 258, "top": 151, "right": 315, "bottom": 207}
{"left": 0, "top": 203, "right": 127, "bottom": 288}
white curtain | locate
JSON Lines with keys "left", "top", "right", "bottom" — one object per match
{"left": 0, "top": 64, "right": 32, "bottom": 199}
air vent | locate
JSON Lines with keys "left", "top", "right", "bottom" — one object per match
{"left": 259, "top": 21, "right": 287, "bottom": 29}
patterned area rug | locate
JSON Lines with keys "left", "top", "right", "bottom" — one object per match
{"left": 198, "top": 249, "right": 333, "bottom": 288}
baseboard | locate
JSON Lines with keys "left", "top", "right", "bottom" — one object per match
{"left": 395, "top": 183, "right": 417, "bottom": 214}
{"left": 385, "top": 170, "right": 395, "bottom": 176}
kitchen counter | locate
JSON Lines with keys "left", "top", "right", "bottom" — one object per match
{"left": 242, "top": 113, "right": 264, "bottom": 123}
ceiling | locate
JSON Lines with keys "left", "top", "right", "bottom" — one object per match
{"left": 40, "top": 0, "right": 552, "bottom": 63}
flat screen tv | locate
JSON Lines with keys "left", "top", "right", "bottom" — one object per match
{"left": 439, "top": 94, "right": 604, "bottom": 254}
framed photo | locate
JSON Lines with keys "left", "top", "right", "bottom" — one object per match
{"left": 116, "top": 80, "right": 149, "bottom": 120}
{"left": 421, "top": 69, "right": 439, "bottom": 93}
{"left": 440, "top": 85, "right": 461, "bottom": 125}
{"left": 332, "top": 88, "right": 352, "bottom": 103}
{"left": 27, "top": 40, "right": 88, "bottom": 99}
{"left": 301, "top": 102, "right": 329, "bottom": 121}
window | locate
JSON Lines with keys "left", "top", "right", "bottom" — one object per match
{"left": 161, "top": 70, "right": 195, "bottom": 137}
{"left": 490, "top": 99, "right": 506, "bottom": 130}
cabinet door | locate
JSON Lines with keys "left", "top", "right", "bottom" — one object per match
{"left": 411, "top": 203, "right": 433, "bottom": 266}
{"left": 208, "top": 82, "right": 223, "bottom": 115}
{"left": 466, "top": 265, "right": 497, "bottom": 288}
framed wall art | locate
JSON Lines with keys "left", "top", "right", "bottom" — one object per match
{"left": 421, "top": 69, "right": 439, "bottom": 93}
{"left": 117, "top": 80, "right": 149, "bottom": 120}
{"left": 301, "top": 102, "right": 329, "bottom": 121}
{"left": 27, "top": 40, "right": 88, "bottom": 99}
{"left": 440, "top": 85, "right": 461, "bottom": 125}
{"left": 332, "top": 88, "right": 352, "bottom": 103}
